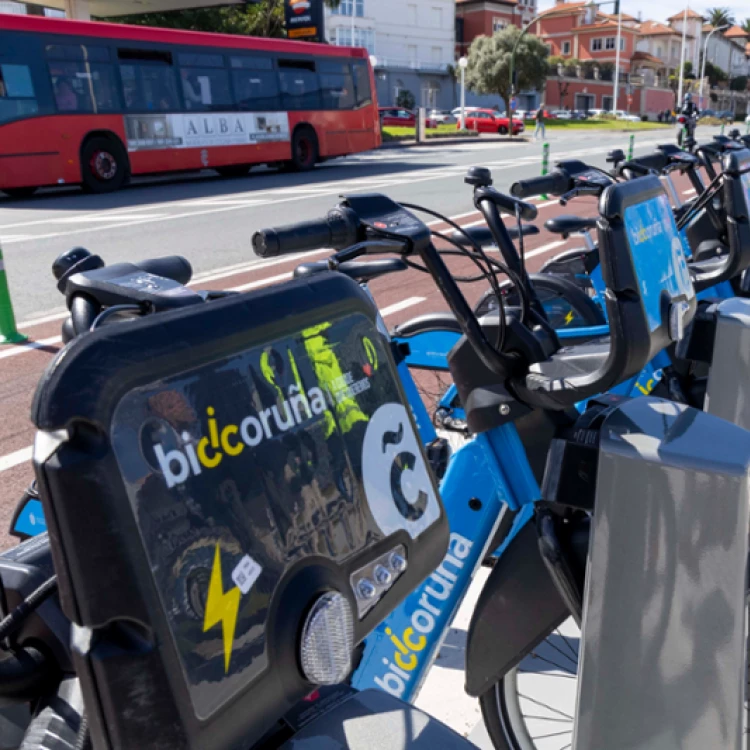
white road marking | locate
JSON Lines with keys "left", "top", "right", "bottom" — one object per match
{"left": 57, "top": 214, "right": 168, "bottom": 223}
{"left": 0, "top": 445, "right": 33, "bottom": 473}
{"left": 380, "top": 297, "right": 426, "bottom": 317}
{"left": 537, "top": 200, "right": 559, "bottom": 208}
{"left": 0, "top": 336, "right": 63, "bottom": 360}
{"left": 523, "top": 240, "right": 567, "bottom": 259}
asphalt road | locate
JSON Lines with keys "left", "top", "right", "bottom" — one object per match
{"left": 0, "top": 124, "right": 724, "bottom": 742}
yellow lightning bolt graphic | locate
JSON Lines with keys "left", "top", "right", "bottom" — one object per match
{"left": 203, "top": 544, "right": 241, "bottom": 673}
{"left": 564, "top": 309, "right": 575, "bottom": 326}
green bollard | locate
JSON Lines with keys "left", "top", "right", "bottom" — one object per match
{"left": 0, "top": 244, "right": 27, "bottom": 345}
{"left": 628, "top": 133, "right": 635, "bottom": 161}
{"left": 541, "top": 142, "right": 550, "bottom": 200}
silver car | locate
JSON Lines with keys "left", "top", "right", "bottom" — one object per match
{"left": 429, "top": 109, "right": 458, "bottom": 125}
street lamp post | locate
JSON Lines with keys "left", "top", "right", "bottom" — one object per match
{"left": 612, "top": 4, "right": 622, "bottom": 114}
{"left": 677, "top": 6, "right": 688, "bottom": 105}
{"left": 459, "top": 56, "right": 468, "bottom": 130}
{"left": 700, "top": 24, "right": 729, "bottom": 109}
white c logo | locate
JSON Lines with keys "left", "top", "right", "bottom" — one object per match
{"left": 361, "top": 403, "right": 440, "bottom": 539}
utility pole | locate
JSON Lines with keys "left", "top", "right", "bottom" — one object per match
{"left": 677, "top": 6, "right": 688, "bottom": 105}
{"left": 612, "top": 0, "right": 622, "bottom": 113}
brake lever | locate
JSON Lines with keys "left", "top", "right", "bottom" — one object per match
{"left": 330, "top": 239, "right": 409, "bottom": 265}
{"left": 559, "top": 184, "right": 599, "bottom": 207}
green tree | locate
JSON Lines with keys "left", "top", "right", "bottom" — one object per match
{"left": 396, "top": 89, "right": 416, "bottom": 110}
{"left": 704, "top": 60, "right": 729, "bottom": 86}
{"left": 113, "top": 0, "right": 342, "bottom": 37}
{"left": 742, "top": 19, "right": 750, "bottom": 34}
{"left": 730, "top": 75, "right": 748, "bottom": 92}
{"left": 706, "top": 7, "right": 735, "bottom": 27}
{"left": 463, "top": 26, "right": 549, "bottom": 116}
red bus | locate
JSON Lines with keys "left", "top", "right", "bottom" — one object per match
{"left": 0, "top": 14, "right": 380, "bottom": 198}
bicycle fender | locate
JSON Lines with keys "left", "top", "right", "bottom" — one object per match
{"left": 464, "top": 520, "right": 568, "bottom": 697}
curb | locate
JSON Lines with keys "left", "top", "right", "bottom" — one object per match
{"left": 379, "top": 136, "right": 530, "bottom": 150}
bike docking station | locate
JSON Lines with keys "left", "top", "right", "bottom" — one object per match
{"left": 538, "top": 168, "right": 750, "bottom": 749}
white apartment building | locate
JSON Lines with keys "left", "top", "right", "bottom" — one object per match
{"left": 0, "top": 1, "right": 63, "bottom": 15}
{"left": 325, "top": 0, "right": 457, "bottom": 109}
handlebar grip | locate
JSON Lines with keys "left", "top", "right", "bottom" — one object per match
{"left": 252, "top": 207, "right": 360, "bottom": 258}
{"left": 511, "top": 171, "right": 568, "bottom": 200}
{"left": 136, "top": 256, "right": 192, "bottom": 285}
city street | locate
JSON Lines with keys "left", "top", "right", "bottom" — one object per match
{"left": 0, "top": 124, "right": 723, "bottom": 743}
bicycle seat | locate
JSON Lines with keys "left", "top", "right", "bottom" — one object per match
{"left": 392, "top": 312, "right": 464, "bottom": 337}
{"left": 293, "top": 258, "right": 408, "bottom": 283}
{"left": 544, "top": 215, "right": 598, "bottom": 237}
{"left": 448, "top": 223, "right": 539, "bottom": 248}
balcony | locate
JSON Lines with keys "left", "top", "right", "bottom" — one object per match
{"left": 373, "top": 57, "right": 451, "bottom": 73}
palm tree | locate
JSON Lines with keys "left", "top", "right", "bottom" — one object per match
{"left": 706, "top": 7, "right": 736, "bottom": 27}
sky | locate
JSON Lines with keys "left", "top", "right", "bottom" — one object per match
{"left": 536, "top": 0, "right": 749, "bottom": 26}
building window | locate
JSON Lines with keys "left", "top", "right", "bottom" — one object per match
{"left": 562, "top": 41, "right": 571, "bottom": 55}
{"left": 592, "top": 38, "right": 602, "bottom": 51}
{"left": 332, "top": 0, "right": 364, "bottom": 17}
{"left": 493, "top": 17, "right": 506, "bottom": 33}
{"left": 656, "top": 45, "right": 662, "bottom": 58}
{"left": 620, "top": 38, "right": 625, "bottom": 51}
{"left": 605, "top": 37, "right": 615, "bottom": 50}
{"left": 432, "top": 6, "right": 442, "bottom": 28}
{"left": 431, "top": 46, "right": 441, "bottom": 63}
{"left": 408, "top": 3, "right": 417, "bottom": 25}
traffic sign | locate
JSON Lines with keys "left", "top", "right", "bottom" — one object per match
{"left": 510, "top": 97, "right": 518, "bottom": 110}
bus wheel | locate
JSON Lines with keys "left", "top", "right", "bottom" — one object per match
{"left": 3, "top": 187, "right": 37, "bottom": 200}
{"left": 215, "top": 164, "right": 251, "bottom": 178}
{"left": 81, "top": 136, "right": 128, "bottom": 194}
{"left": 291, "top": 127, "right": 318, "bottom": 171}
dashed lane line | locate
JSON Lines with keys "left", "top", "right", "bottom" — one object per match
{"left": 0, "top": 294, "right": 427, "bottom": 476}
{"left": 0, "top": 446, "right": 32, "bottom": 474}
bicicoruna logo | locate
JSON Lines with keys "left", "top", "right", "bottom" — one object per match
{"left": 152, "top": 385, "right": 329, "bottom": 488}
{"left": 361, "top": 403, "right": 440, "bottom": 539}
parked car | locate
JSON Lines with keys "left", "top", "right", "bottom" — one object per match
{"left": 570, "top": 110, "right": 589, "bottom": 120}
{"left": 615, "top": 111, "right": 641, "bottom": 122}
{"left": 429, "top": 109, "right": 457, "bottom": 125}
{"left": 699, "top": 108, "right": 717, "bottom": 119}
{"left": 551, "top": 110, "right": 573, "bottom": 120}
{"left": 378, "top": 107, "right": 437, "bottom": 128}
{"left": 451, "top": 106, "right": 483, "bottom": 118}
{"left": 587, "top": 108, "right": 608, "bottom": 118}
{"left": 716, "top": 110, "right": 735, "bottom": 122}
{"left": 512, "top": 109, "right": 529, "bottom": 120}
{"left": 459, "top": 109, "right": 525, "bottom": 135}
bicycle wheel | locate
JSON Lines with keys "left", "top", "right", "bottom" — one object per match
{"left": 480, "top": 604, "right": 750, "bottom": 750}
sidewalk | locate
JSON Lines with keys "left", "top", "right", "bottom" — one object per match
{"left": 380, "top": 134, "right": 528, "bottom": 149}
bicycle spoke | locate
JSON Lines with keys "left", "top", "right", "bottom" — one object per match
{"left": 530, "top": 729, "right": 574, "bottom": 741}
{"left": 556, "top": 628, "right": 579, "bottom": 661}
{"left": 543, "top": 635, "right": 579, "bottom": 669}
{"left": 518, "top": 693, "right": 575, "bottom": 721}
{"left": 526, "top": 652, "right": 577, "bottom": 676}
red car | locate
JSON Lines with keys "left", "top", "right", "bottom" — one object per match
{"left": 379, "top": 107, "right": 438, "bottom": 128}
{"left": 459, "top": 109, "right": 525, "bottom": 135}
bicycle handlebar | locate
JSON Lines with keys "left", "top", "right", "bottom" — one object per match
{"left": 252, "top": 207, "right": 360, "bottom": 258}
{"left": 511, "top": 171, "right": 569, "bottom": 200}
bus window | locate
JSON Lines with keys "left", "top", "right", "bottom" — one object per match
{"left": 118, "top": 48, "right": 179, "bottom": 112}
{"left": 0, "top": 63, "right": 38, "bottom": 124}
{"left": 319, "top": 60, "right": 354, "bottom": 111}
{"left": 351, "top": 62, "right": 372, "bottom": 108}
{"left": 47, "top": 60, "right": 117, "bottom": 113}
{"left": 45, "top": 43, "right": 111, "bottom": 63}
{"left": 278, "top": 59, "right": 321, "bottom": 111}
{"left": 178, "top": 68, "right": 231, "bottom": 112}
